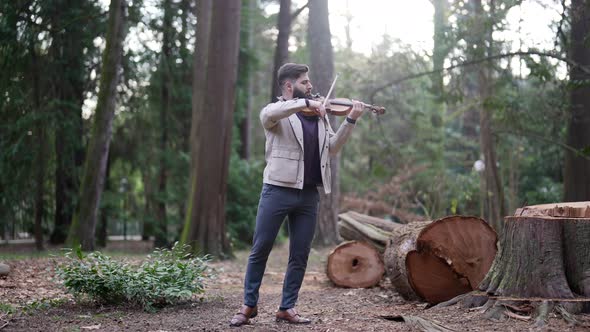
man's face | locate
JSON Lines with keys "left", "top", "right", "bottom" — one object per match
{"left": 291, "top": 73, "right": 312, "bottom": 99}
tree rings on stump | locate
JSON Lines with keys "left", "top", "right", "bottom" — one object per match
{"left": 515, "top": 201, "right": 590, "bottom": 218}
{"left": 385, "top": 215, "right": 497, "bottom": 304}
{"left": 406, "top": 250, "right": 472, "bottom": 304}
{"left": 415, "top": 215, "right": 498, "bottom": 289}
{"left": 327, "top": 240, "right": 385, "bottom": 288}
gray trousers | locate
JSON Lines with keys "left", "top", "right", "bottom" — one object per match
{"left": 243, "top": 183, "right": 320, "bottom": 310}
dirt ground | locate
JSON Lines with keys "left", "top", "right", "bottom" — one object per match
{"left": 1, "top": 241, "right": 589, "bottom": 331}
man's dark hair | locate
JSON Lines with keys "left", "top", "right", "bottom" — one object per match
{"left": 277, "top": 63, "right": 309, "bottom": 88}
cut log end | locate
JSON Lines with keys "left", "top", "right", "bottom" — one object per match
{"left": 387, "top": 215, "right": 497, "bottom": 304}
{"left": 327, "top": 241, "right": 384, "bottom": 288}
{"left": 416, "top": 215, "right": 498, "bottom": 289}
{"left": 406, "top": 250, "right": 472, "bottom": 304}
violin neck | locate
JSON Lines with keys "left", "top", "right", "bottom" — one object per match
{"left": 329, "top": 100, "right": 352, "bottom": 107}
{"left": 330, "top": 99, "right": 374, "bottom": 109}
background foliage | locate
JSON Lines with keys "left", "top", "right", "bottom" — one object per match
{"left": 0, "top": 0, "right": 584, "bottom": 250}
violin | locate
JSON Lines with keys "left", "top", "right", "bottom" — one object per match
{"left": 302, "top": 93, "right": 385, "bottom": 116}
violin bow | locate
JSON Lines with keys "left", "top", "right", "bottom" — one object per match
{"left": 322, "top": 74, "right": 339, "bottom": 108}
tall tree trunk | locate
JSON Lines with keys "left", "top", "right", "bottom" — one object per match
{"left": 50, "top": 1, "right": 87, "bottom": 245}
{"left": 564, "top": 0, "right": 590, "bottom": 202}
{"left": 427, "top": 0, "right": 450, "bottom": 217}
{"left": 141, "top": 171, "right": 155, "bottom": 240}
{"left": 180, "top": 0, "right": 193, "bottom": 155}
{"left": 182, "top": 0, "right": 241, "bottom": 257}
{"left": 432, "top": 0, "right": 449, "bottom": 105}
{"left": 182, "top": 0, "right": 211, "bottom": 249}
{"left": 155, "top": 0, "right": 173, "bottom": 248}
{"left": 308, "top": 0, "right": 339, "bottom": 246}
{"left": 176, "top": 0, "right": 192, "bottom": 225}
{"left": 270, "top": 0, "right": 292, "bottom": 102}
{"left": 97, "top": 155, "right": 111, "bottom": 248}
{"left": 31, "top": 42, "right": 45, "bottom": 251}
{"left": 238, "top": 0, "right": 255, "bottom": 160}
{"left": 67, "top": 0, "right": 127, "bottom": 251}
{"left": 470, "top": 0, "right": 505, "bottom": 231}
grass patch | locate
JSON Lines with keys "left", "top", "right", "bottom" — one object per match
{"left": 0, "top": 302, "right": 16, "bottom": 315}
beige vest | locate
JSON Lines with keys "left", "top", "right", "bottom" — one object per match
{"left": 260, "top": 98, "right": 356, "bottom": 194}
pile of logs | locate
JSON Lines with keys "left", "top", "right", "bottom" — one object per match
{"left": 327, "top": 211, "right": 498, "bottom": 304}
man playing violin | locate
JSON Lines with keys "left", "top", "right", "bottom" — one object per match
{"left": 230, "top": 63, "right": 366, "bottom": 327}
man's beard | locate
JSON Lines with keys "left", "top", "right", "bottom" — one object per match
{"left": 293, "top": 87, "right": 310, "bottom": 99}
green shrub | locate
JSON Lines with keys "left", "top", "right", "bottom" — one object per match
{"left": 55, "top": 243, "right": 211, "bottom": 310}
{"left": 226, "top": 154, "right": 264, "bottom": 249}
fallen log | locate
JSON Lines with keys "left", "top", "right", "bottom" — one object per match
{"left": 335, "top": 212, "right": 497, "bottom": 302}
{"left": 385, "top": 215, "right": 497, "bottom": 304}
{"left": 326, "top": 241, "right": 384, "bottom": 288}
{"left": 337, "top": 212, "right": 397, "bottom": 252}
{"left": 345, "top": 211, "right": 400, "bottom": 232}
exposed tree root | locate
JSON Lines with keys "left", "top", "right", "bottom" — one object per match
{"left": 0, "top": 313, "right": 9, "bottom": 330}
{"left": 533, "top": 300, "right": 553, "bottom": 327}
{"left": 379, "top": 314, "right": 457, "bottom": 332}
{"left": 483, "top": 300, "right": 505, "bottom": 321}
{"left": 503, "top": 310, "right": 531, "bottom": 321}
{"left": 430, "top": 292, "right": 590, "bottom": 328}
{"left": 429, "top": 292, "right": 472, "bottom": 309}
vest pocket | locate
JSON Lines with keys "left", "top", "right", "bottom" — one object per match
{"left": 268, "top": 148, "right": 301, "bottom": 183}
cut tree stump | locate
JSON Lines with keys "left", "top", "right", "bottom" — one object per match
{"left": 515, "top": 201, "right": 590, "bottom": 218}
{"left": 384, "top": 215, "right": 497, "bottom": 304}
{"left": 438, "top": 202, "right": 590, "bottom": 324}
{"left": 326, "top": 240, "right": 385, "bottom": 288}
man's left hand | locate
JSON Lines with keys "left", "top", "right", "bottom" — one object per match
{"left": 347, "top": 100, "right": 365, "bottom": 120}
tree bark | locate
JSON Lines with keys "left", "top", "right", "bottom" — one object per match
{"left": 473, "top": 0, "right": 506, "bottom": 231}
{"left": 308, "top": 0, "right": 339, "bottom": 247}
{"left": 564, "top": 0, "right": 590, "bottom": 202}
{"left": 480, "top": 216, "right": 578, "bottom": 299}
{"left": 187, "top": 0, "right": 211, "bottom": 182}
{"left": 182, "top": 0, "right": 241, "bottom": 257}
{"left": 154, "top": 0, "right": 173, "bottom": 248}
{"left": 432, "top": 0, "right": 449, "bottom": 104}
{"left": 31, "top": 41, "right": 45, "bottom": 251}
{"left": 384, "top": 221, "right": 430, "bottom": 301}
{"left": 67, "top": 0, "right": 127, "bottom": 251}
{"left": 97, "top": 155, "right": 112, "bottom": 248}
{"left": 270, "top": 0, "right": 292, "bottom": 102}
{"left": 238, "top": 0, "right": 255, "bottom": 160}
{"left": 50, "top": 1, "right": 88, "bottom": 245}
{"left": 182, "top": 0, "right": 211, "bottom": 251}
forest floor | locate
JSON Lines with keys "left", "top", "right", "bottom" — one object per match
{"left": 1, "top": 240, "right": 589, "bottom": 332}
